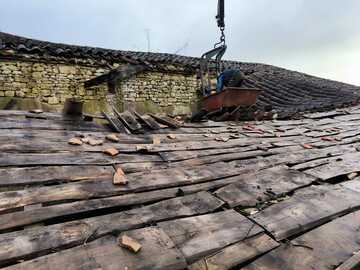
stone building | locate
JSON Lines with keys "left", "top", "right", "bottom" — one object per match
{"left": 1, "top": 31, "right": 360, "bottom": 115}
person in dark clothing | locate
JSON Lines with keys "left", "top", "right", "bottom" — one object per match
{"left": 216, "top": 69, "right": 245, "bottom": 93}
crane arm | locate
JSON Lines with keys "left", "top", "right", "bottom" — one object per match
{"left": 216, "top": 0, "right": 225, "bottom": 28}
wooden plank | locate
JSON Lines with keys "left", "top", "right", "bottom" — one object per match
{"left": 214, "top": 166, "right": 317, "bottom": 207}
{"left": 149, "top": 114, "right": 182, "bottom": 129}
{"left": 252, "top": 182, "right": 360, "bottom": 241}
{"left": 188, "top": 233, "right": 279, "bottom": 270}
{"left": 334, "top": 114, "right": 360, "bottom": 122}
{"left": 159, "top": 210, "right": 263, "bottom": 264}
{"left": 0, "top": 118, "right": 107, "bottom": 132}
{"left": 335, "top": 252, "right": 360, "bottom": 270}
{"left": 133, "top": 112, "right": 161, "bottom": 130}
{"left": 116, "top": 110, "right": 143, "bottom": 133}
{"left": 291, "top": 155, "right": 341, "bottom": 171}
{"left": 159, "top": 144, "right": 273, "bottom": 162}
{"left": 163, "top": 149, "right": 271, "bottom": 164}
{"left": 244, "top": 211, "right": 360, "bottom": 270}
{"left": 305, "top": 152, "right": 360, "bottom": 181}
{"left": 304, "top": 111, "right": 346, "bottom": 119}
{"left": 0, "top": 152, "right": 161, "bottom": 167}
{"left": 0, "top": 165, "right": 114, "bottom": 187}
{"left": 171, "top": 145, "right": 317, "bottom": 167}
{"left": 0, "top": 128, "right": 151, "bottom": 144}
{"left": 102, "top": 111, "right": 130, "bottom": 134}
{"left": 0, "top": 176, "right": 244, "bottom": 231}
{"left": 230, "top": 143, "right": 358, "bottom": 170}
{"left": 4, "top": 227, "right": 187, "bottom": 270}
{"left": 0, "top": 162, "right": 237, "bottom": 213}
{"left": 0, "top": 139, "right": 140, "bottom": 154}
{"left": 0, "top": 192, "right": 223, "bottom": 265}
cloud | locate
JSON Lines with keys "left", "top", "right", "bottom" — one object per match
{"left": 1, "top": 0, "right": 359, "bottom": 85}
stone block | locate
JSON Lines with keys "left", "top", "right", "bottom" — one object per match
{"left": 5, "top": 91, "right": 15, "bottom": 97}
{"left": 15, "top": 91, "right": 25, "bottom": 97}
{"left": 48, "top": 96, "right": 59, "bottom": 105}
{"left": 58, "top": 65, "right": 76, "bottom": 74}
{"left": 32, "top": 72, "right": 43, "bottom": 79}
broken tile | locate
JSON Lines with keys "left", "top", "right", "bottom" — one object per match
{"left": 88, "top": 138, "right": 104, "bottom": 146}
{"left": 119, "top": 235, "right": 142, "bottom": 253}
{"left": 302, "top": 144, "right": 313, "bottom": 149}
{"left": 81, "top": 137, "right": 90, "bottom": 144}
{"left": 153, "top": 136, "right": 161, "bottom": 145}
{"left": 167, "top": 134, "right": 176, "bottom": 139}
{"left": 321, "top": 137, "right": 336, "bottom": 142}
{"left": 103, "top": 148, "right": 120, "bottom": 156}
{"left": 106, "top": 134, "right": 120, "bottom": 142}
{"left": 136, "top": 145, "right": 151, "bottom": 152}
{"left": 113, "top": 167, "right": 128, "bottom": 185}
{"left": 68, "top": 138, "right": 83, "bottom": 146}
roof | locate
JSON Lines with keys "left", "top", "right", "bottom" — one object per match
{"left": 1, "top": 107, "right": 360, "bottom": 269}
{"left": 2, "top": 31, "right": 360, "bottom": 115}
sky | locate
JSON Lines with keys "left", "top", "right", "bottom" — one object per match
{"left": 1, "top": 0, "right": 359, "bottom": 85}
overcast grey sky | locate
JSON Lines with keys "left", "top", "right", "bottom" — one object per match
{"left": 1, "top": 0, "right": 359, "bottom": 85}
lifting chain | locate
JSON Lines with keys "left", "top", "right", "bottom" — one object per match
{"left": 214, "top": 27, "right": 226, "bottom": 48}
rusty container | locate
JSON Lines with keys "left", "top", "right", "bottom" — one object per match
{"left": 202, "top": 87, "right": 262, "bottom": 111}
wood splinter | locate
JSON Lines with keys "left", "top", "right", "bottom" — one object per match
{"left": 119, "top": 235, "right": 142, "bottom": 253}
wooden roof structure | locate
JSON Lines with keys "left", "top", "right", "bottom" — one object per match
{"left": 1, "top": 107, "right": 360, "bottom": 269}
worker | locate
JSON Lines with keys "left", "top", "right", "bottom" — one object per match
{"left": 216, "top": 69, "right": 245, "bottom": 93}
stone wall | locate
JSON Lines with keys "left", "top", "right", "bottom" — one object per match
{"left": 117, "top": 71, "right": 201, "bottom": 115}
{"left": 0, "top": 57, "right": 202, "bottom": 115}
{"left": 0, "top": 58, "right": 111, "bottom": 111}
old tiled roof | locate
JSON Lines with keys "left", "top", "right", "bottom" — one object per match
{"left": 1, "top": 31, "right": 360, "bottom": 115}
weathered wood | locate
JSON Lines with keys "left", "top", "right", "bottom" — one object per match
{"left": 335, "top": 252, "right": 360, "bottom": 270}
{"left": 115, "top": 110, "right": 143, "bottom": 133}
{"left": 0, "top": 152, "right": 161, "bottom": 167}
{"left": 291, "top": 155, "right": 341, "bottom": 170}
{"left": 252, "top": 182, "right": 360, "bottom": 240}
{"left": 102, "top": 111, "right": 130, "bottom": 134}
{"left": 189, "top": 233, "right": 279, "bottom": 270}
{"left": 159, "top": 144, "right": 272, "bottom": 162}
{"left": 0, "top": 139, "right": 141, "bottom": 153}
{"left": 305, "top": 152, "right": 360, "bottom": 181}
{"left": 215, "top": 166, "right": 317, "bottom": 207}
{"left": 4, "top": 227, "right": 187, "bottom": 270}
{"left": 0, "top": 162, "right": 236, "bottom": 213}
{"left": 159, "top": 210, "right": 263, "bottom": 264}
{"left": 0, "top": 192, "right": 223, "bottom": 265}
{"left": 0, "top": 118, "right": 107, "bottom": 132}
{"left": 149, "top": 114, "right": 182, "bottom": 128}
{"left": 304, "top": 111, "right": 346, "bottom": 119}
{"left": 0, "top": 176, "right": 243, "bottom": 231}
{"left": 244, "top": 211, "right": 360, "bottom": 270}
{"left": 0, "top": 128, "right": 151, "bottom": 144}
{"left": 170, "top": 145, "right": 310, "bottom": 167}
{"left": 0, "top": 165, "right": 114, "bottom": 187}
{"left": 230, "top": 144, "right": 358, "bottom": 170}
{"left": 164, "top": 149, "right": 270, "bottom": 164}
{"left": 133, "top": 112, "right": 161, "bottom": 130}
